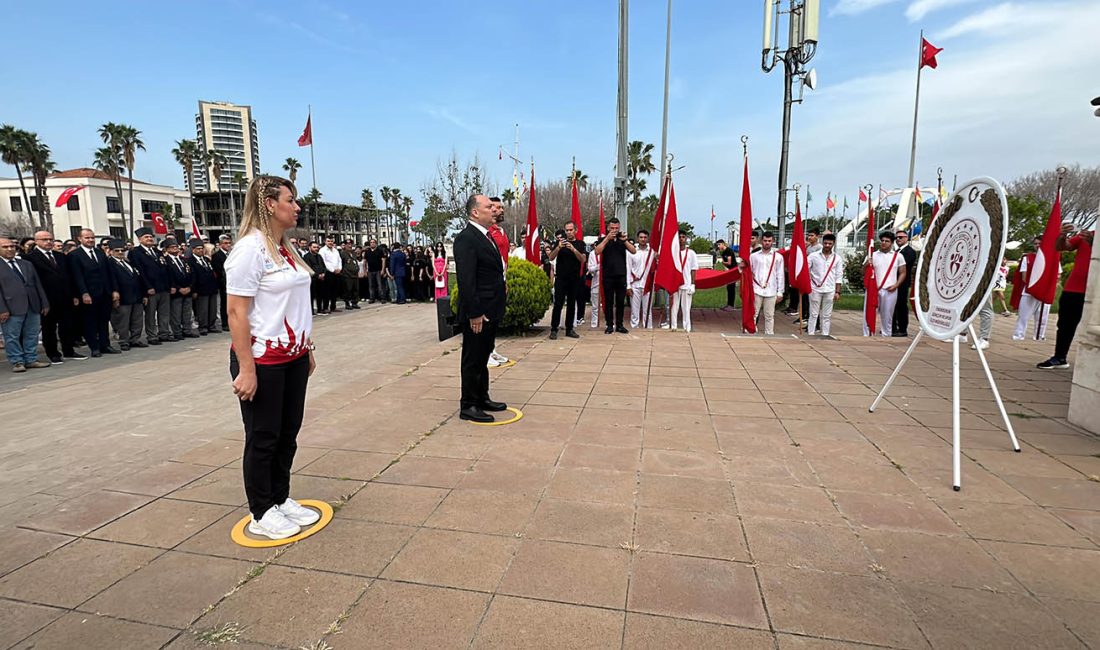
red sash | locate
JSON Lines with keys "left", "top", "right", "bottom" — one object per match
{"left": 753, "top": 252, "right": 777, "bottom": 289}
{"left": 875, "top": 252, "right": 898, "bottom": 291}
{"left": 811, "top": 254, "right": 837, "bottom": 289}
{"left": 632, "top": 250, "right": 653, "bottom": 283}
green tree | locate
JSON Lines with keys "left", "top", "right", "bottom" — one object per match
{"left": 567, "top": 168, "right": 590, "bottom": 190}
{"left": 413, "top": 192, "right": 452, "bottom": 243}
{"left": 118, "top": 125, "right": 145, "bottom": 238}
{"left": 172, "top": 139, "right": 200, "bottom": 193}
{"left": 98, "top": 123, "right": 128, "bottom": 235}
{"left": 1006, "top": 194, "right": 1051, "bottom": 248}
{"left": 283, "top": 157, "right": 302, "bottom": 184}
{"left": 421, "top": 151, "right": 488, "bottom": 234}
{"left": 23, "top": 136, "right": 55, "bottom": 230}
{"left": 0, "top": 125, "right": 35, "bottom": 228}
{"left": 627, "top": 140, "right": 656, "bottom": 204}
{"left": 232, "top": 171, "right": 247, "bottom": 193}
{"left": 689, "top": 236, "right": 712, "bottom": 255}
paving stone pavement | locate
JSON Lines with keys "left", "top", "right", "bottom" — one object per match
{"left": 1, "top": 302, "right": 1098, "bottom": 649}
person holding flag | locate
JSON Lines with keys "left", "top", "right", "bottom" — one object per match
{"left": 668, "top": 230, "right": 698, "bottom": 332}
{"left": 1012, "top": 236, "right": 1050, "bottom": 341}
{"left": 1037, "top": 223, "right": 1093, "bottom": 369}
{"left": 750, "top": 232, "right": 785, "bottom": 335}
{"left": 865, "top": 232, "right": 907, "bottom": 337}
{"left": 807, "top": 233, "right": 842, "bottom": 335}
{"left": 628, "top": 229, "right": 654, "bottom": 328}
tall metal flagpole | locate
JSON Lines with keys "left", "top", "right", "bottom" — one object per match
{"left": 906, "top": 31, "right": 923, "bottom": 225}
{"left": 658, "top": 0, "right": 672, "bottom": 183}
{"left": 614, "top": 0, "right": 629, "bottom": 231}
{"left": 308, "top": 105, "right": 317, "bottom": 192}
{"left": 513, "top": 123, "right": 519, "bottom": 242}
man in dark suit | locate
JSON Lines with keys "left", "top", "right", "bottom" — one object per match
{"left": 453, "top": 194, "right": 508, "bottom": 423}
{"left": 128, "top": 227, "right": 172, "bottom": 345}
{"left": 162, "top": 239, "right": 198, "bottom": 340}
{"left": 106, "top": 239, "right": 147, "bottom": 351}
{"left": 892, "top": 230, "right": 917, "bottom": 337}
{"left": 68, "top": 229, "right": 119, "bottom": 357}
{"left": 0, "top": 236, "right": 52, "bottom": 372}
{"left": 211, "top": 234, "right": 232, "bottom": 330}
{"left": 188, "top": 238, "right": 219, "bottom": 334}
{"left": 303, "top": 241, "right": 328, "bottom": 315}
{"left": 26, "top": 230, "right": 84, "bottom": 362}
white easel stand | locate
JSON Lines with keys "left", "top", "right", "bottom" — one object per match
{"left": 869, "top": 324, "right": 1020, "bottom": 490}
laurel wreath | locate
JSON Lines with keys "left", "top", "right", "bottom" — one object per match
{"left": 916, "top": 189, "right": 1003, "bottom": 323}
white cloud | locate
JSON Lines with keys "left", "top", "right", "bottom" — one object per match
{"left": 905, "top": 0, "right": 975, "bottom": 22}
{"left": 831, "top": 0, "right": 900, "bottom": 16}
{"left": 937, "top": 1, "right": 1065, "bottom": 40}
{"left": 420, "top": 105, "right": 481, "bottom": 136}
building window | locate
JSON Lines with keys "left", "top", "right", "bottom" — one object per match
{"left": 69, "top": 226, "right": 82, "bottom": 240}
{"left": 109, "top": 227, "right": 125, "bottom": 239}
{"left": 106, "top": 196, "right": 122, "bottom": 213}
{"left": 8, "top": 197, "right": 20, "bottom": 212}
{"left": 175, "top": 203, "right": 183, "bottom": 217}
{"left": 29, "top": 196, "right": 40, "bottom": 212}
{"left": 140, "top": 199, "right": 167, "bottom": 214}
{"left": 67, "top": 195, "right": 80, "bottom": 211}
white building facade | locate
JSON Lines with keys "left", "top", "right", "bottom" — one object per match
{"left": 0, "top": 168, "right": 195, "bottom": 241}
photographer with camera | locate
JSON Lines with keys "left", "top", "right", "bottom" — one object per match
{"left": 593, "top": 217, "right": 635, "bottom": 334}
{"left": 547, "top": 222, "right": 587, "bottom": 340}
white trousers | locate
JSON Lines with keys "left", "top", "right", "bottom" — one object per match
{"left": 1013, "top": 294, "right": 1050, "bottom": 340}
{"left": 878, "top": 288, "right": 897, "bottom": 337}
{"left": 754, "top": 294, "right": 777, "bottom": 335}
{"left": 631, "top": 286, "right": 652, "bottom": 328}
{"left": 590, "top": 278, "right": 601, "bottom": 327}
{"left": 670, "top": 287, "right": 694, "bottom": 331}
{"left": 808, "top": 291, "right": 834, "bottom": 336}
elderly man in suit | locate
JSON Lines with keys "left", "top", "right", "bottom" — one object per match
{"left": 69, "top": 229, "right": 119, "bottom": 357}
{"left": 26, "top": 230, "right": 85, "bottom": 363}
{"left": 452, "top": 194, "right": 508, "bottom": 422}
{"left": 0, "top": 235, "right": 51, "bottom": 372}
{"left": 106, "top": 238, "right": 147, "bottom": 351}
{"left": 128, "top": 227, "right": 172, "bottom": 345}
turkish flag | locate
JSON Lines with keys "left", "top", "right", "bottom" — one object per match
{"left": 523, "top": 168, "right": 540, "bottom": 261}
{"left": 191, "top": 219, "right": 203, "bottom": 241}
{"left": 54, "top": 185, "right": 84, "bottom": 208}
{"left": 409, "top": 220, "right": 419, "bottom": 228}
{"left": 862, "top": 197, "right": 878, "bottom": 336}
{"left": 826, "top": 195, "right": 836, "bottom": 211}
{"left": 644, "top": 176, "right": 670, "bottom": 295}
{"left": 151, "top": 212, "right": 168, "bottom": 235}
{"left": 298, "top": 114, "right": 312, "bottom": 147}
{"left": 653, "top": 179, "right": 683, "bottom": 295}
{"left": 570, "top": 175, "right": 583, "bottom": 239}
{"left": 598, "top": 198, "right": 606, "bottom": 237}
{"left": 1026, "top": 191, "right": 1062, "bottom": 305}
{"left": 859, "top": 188, "right": 868, "bottom": 203}
{"left": 920, "top": 38, "right": 943, "bottom": 70}
{"left": 739, "top": 156, "right": 756, "bottom": 333}
{"left": 789, "top": 198, "right": 811, "bottom": 294}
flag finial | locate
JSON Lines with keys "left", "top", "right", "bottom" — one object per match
{"left": 741, "top": 135, "right": 749, "bottom": 158}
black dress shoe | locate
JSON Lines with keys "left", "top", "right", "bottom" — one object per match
{"left": 605, "top": 326, "right": 614, "bottom": 334}
{"left": 91, "top": 351, "right": 103, "bottom": 358}
{"left": 549, "top": 330, "right": 558, "bottom": 340}
{"left": 184, "top": 332, "right": 200, "bottom": 339}
{"left": 566, "top": 330, "right": 580, "bottom": 338}
{"left": 48, "top": 355, "right": 64, "bottom": 364}
{"left": 63, "top": 352, "right": 88, "bottom": 360}
{"left": 148, "top": 339, "right": 162, "bottom": 346}
{"left": 102, "top": 347, "right": 122, "bottom": 354}
{"left": 459, "top": 407, "right": 494, "bottom": 423}
{"left": 119, "top": 344, "right": 130, "bottom": 351}
{"left": 481, "top": 400, "right": 508, "bottom": 412}
{"left": 131, "top": 341, "right": 148, "bottom": 348}
{"left": 616, "top": 326, "right": 629, "bottom": 334}
{"left": 891, "top": 332, "right": 908, "bottom": 337}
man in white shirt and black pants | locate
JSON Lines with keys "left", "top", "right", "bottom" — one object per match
{"left": 319, "top": 237, "right": 343, "bottom": 313}
{"left": 750, "top": 231, "right": 785, "bottom": 335}
{"left": 807, "top": 233, "right": 842, "bottom": 336}
{"left": 866, "top": 231, "right": 907, "bottom": 337}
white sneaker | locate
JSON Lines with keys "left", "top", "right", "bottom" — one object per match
{"left": 487, "top": 357, "right": 501, "bottom": 368}
{"left": 248, "top": 507, "right": 301, "bottom": 539}
{"left": 971, "top": 339, "right": 990, "bottom": 351}
{"left": 490, "top": 351, "right": 509, "bottom": 363}
{"left": 278, "top": 497, "right": 320, "bottom": 526}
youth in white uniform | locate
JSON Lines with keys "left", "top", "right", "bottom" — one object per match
{"left": 587, "top": 242, "right": 602, "bottom": 328}
{"left": 1012, "top": 245, "right": 1052, "bottom": 340}
{"left": 628, "top": 230, "right": 654, "bottom": 328}
{"left": 807, "top": 233, "right": 842, "bottom": 336}
{"left": 669, "top": 231, "right": 698, "bottom": 331}
{"left": 749, "top": 232, "right": 785, "bottom": 335}
{"left": 868, "top": 232, "right": 906, "bottom": 337}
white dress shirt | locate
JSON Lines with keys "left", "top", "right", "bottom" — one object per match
{"left": 808, "top": 251, "right": 842, "bottom": 294}
{"left": 319, "top": 245, "right": 342, "bottom": 273}
{"left": 750, "top": 249, "right": 785, "bottom": 297}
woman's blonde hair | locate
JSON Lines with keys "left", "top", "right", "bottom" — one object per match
{"left": 239, "top": 175, "right": 311, "bottom": 273}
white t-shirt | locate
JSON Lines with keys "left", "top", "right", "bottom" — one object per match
{"left": 808, "top": 251, "right": 842, "bottom": 294}
{"left": 225, "top": 231, "right": 313, "bottom": 364}
{"left": 871, "top": 249, "right": 901, "bottom": 291}
{"left": 678, "top": 249, "right": 699, "bottom": 287}
{"left": 629, "top": 247, "right": 654, "bottom": 288}
{"left": 750, "top": 249, "right": 785, "bottom": 297}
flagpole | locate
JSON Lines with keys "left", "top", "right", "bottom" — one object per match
{"left": 308, "top": 105, "right": 317, "bottom": 192}
{"left": 658, "top": 0, "right": 672, "bottom": 183}
{"left": 906, "top": 31, "right": 923, "bottom": 189}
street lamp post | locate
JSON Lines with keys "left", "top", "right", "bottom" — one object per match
{"left": 762, "top": 0, "right": 819, "bottom": 244}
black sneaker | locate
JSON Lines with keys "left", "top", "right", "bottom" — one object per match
{"left": 63, "top": 352, "right": 89, "bottom": 360}
{"left": 616, "top": 326, "right": 629, "bottom": 334}
{"left": 604, "top": 326, "right": 614, "bottom": 334}
{"left": 549, "top": 330, "right": 559, "bottom": 340}
{"left": 1037, "top": 357, "right": 1070, "bottom": 369}
{"left": 565, "top": 330, "right": 580, "bottom": 339}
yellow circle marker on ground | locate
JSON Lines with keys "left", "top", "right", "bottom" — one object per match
{"left": 230, "top": 499, "right": 334, "bottom": 548}
{"left": 468, "top": 406, "right": 524, "bottom": 426}
{"left": 491, "top": 359, "right": 517, "bottom": 368}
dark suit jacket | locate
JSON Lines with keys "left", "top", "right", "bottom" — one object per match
{"left": 191, "top": 256, "right": 218, "bottom": 296}
{"left": 26, "top": 247, "right": 72, "bottom": 308}
{"left": 69, "top": 247, "right": 117, "bottom": 300}
{"left": 0, "top": 257, "right": 49, "bottom": 315}
{"left": 211, "top": 248, "right": 229, "bottom": 288}
{"left": 128, "top": 245, "right": 171, "bottom": 293}
{"left": 108, "top": 257, "right": 147, "bottom": 306}
{"left": 389, "top": 250, "right": 407, "bottom": 278}
{"left": 453, "top": 222, "right": 506, "bottom": 322}
{"left": 303, "top": 252, "right": 326, "bottom": 277}
{"left": 898, "top": 245, "right": 917, "bottom": 286}
{"left": 165, "top": 255, "right": 194, "bottom": 295}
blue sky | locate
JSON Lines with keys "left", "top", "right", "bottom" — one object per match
{"left": 5, "top": 0, "right": 1098, "bottom": 235}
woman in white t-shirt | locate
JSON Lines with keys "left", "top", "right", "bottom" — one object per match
{"left": 225, "top": 176, "right": 319, "bottom": 540}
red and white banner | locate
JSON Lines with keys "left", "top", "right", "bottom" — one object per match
{"left": 54, "top": 185, "right": 84, "bottom": 208}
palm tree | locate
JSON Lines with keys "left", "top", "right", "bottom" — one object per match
{"left": 390, "top": 189, "right": 403, "bottom": 241}
{"left": 379, "top": 186, "right": 392, "bottom": 239}
{"left": 23, "top": 136, "right": 55, "bottom": 230}
{"left": 0, "top": 125, "right": 34, "bottom": 228}
{"left": 283, "top": 157, "right": 302, "bottom": 184}
{"left": 501, "top": 188, "right": 516, "bottom": 207}
{"left": 567, "top": 168, "right": 590, "bottom": 190}
{"left": 232, "top": 171, "right": 246, "bottom": 193}
{"left": 361, "top": 188, "right": 377, "bottom": 235}
{"left": 118, "top": 125, "right": 145, "bottom": 237}
{"left": 627, "top": 140, "right": 657, "bottom": 204}
{"left": 401, "top": 195, "right": 414, "bottom": 237}
{"left": 98, "top": 123, "right": 127, "bottom": 233}
{"left": 171, "top": 139, "right": 200, "bottom": 192}
{"left": 207, "top": 150, "right": 227, "bottom": 191}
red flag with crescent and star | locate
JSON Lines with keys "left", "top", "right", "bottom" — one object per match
{"left": 151, "top": 212, "right": 168, "bottom": 235}
{"left": 297, "top": 114, "right": 312, "bottom": 147}
{"left": 1026, "top": 189, "right": 1063, "bottom": 305}
{"left": 920, "top": 38, "right": 943, "bottom": 69}
{"left": 54, "top": 186, "right": 84, "bottom": 208}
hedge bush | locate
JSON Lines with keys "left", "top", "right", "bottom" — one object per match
{"left": 451, "top": 257, "right": 552, "bottom": 334}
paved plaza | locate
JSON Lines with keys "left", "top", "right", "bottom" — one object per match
{"left": 1, "top": 303, "right": 1099, "bottom": 649}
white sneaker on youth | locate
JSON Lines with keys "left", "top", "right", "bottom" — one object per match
{"left": 278, "top": 497, "right": 321, "bottom": 526}
{"left": 487, "top": 357, "right": 501, "bottom": 368}
{"left": 490, "top": 351, "right": 509, "bottom": 363}
{"left": 248, "top": 507, "right": 301, "bottom": 539}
